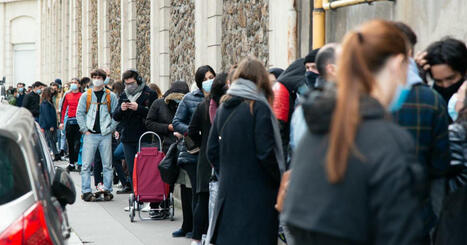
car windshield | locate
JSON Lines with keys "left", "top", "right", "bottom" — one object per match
{"left": 0, "top": 136, "right": 31, "bottom": 205}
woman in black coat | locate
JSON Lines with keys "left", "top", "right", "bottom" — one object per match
{"left": 282, "top": 20, "right": 425, "bottom": 245}
{"left": 206, "top": 58, "right": 283, "bottom": 245}
{"left": 188, "top": 73, "right": 227, "bottom": 242}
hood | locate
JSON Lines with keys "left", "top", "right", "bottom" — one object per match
{"left": 302, "top": 85, "right": 386, "bottom": 134}
{"left": 164, "top": 92, "right": 185, "bottom": 104}
{"left": 163, "top": 81, "right": 190, "bottom": 98}
{"left": 277, "top": 58, "right": 306, "bottom": 92}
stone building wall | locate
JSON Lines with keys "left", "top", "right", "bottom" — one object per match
{"left": 90, "top": 0, "right": 98, "bottom": 70}
{"left": 222, "top": 0, "right": 269, "bottom": 70}
{"left": 136, "top": 0, "right": 151, "bottom": 83}
{"left": 169, "top": 0, "right": 195, "bottom": 84}
{"left": 77, "top": 0, "right": 82, "bottom": 78}
{"left": 108, "top": 0, "right": 121, "bottom": 81}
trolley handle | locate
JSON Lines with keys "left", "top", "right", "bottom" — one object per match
{"left": 138, "top": 131, "right": 163, "bottom": 152}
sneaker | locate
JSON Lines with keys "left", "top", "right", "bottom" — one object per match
{"left": 190, "top": 241, "right": 201, "bottom": 245}
{"left": 66, "top": 164, "right": 75, "bottom": 173}
{"left": 77, "top": 165, "right": 82, "bottom": 172}
{"left": 185, "top": 232, "right": 193, "bottom": 239}
{"left": 103, "top": 191, "right": 113, "bottom": 201}
{"left": 149, "top": 209, "right": 162, "bottom": 219}
{"left": 172, "top": 229, "right": 187, "bottom": 238}
{"left": 96, "top": 183, "right": 105, "bottom": 193}
{"left": 116, "top": 184, "right": 132, "bottom": 194}
{"left": 81, "top": 192, "right": 95, "bottom": 202}
{"left": 53, "top": 155, "right": 61, "bottom": 161}
{"left": 141, "top": 203, "right": 150, "bottom": 212}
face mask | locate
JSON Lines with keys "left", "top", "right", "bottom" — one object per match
{"left": 433, "top": 78, "right": 464, "bottom": 103}
{"left": 448, "top": 94, "right": 459, "bottom": 121}
{"left": 126, "top": 83, "right": 138, "bottom": 95}
{"left": 202, "top": 79, "right": 214, "bottom": 93}
{"left": 18, "top": 87, "right": 24, "bottom": 93}
{"left": 104, "top": 77, "right": 110, "bottom": 85}
{"left": 388, "top": 84, "right": 411, "bottom": 112}
{"left": 305, "top": 71, "right": 319, "bottom": 88}
{"left": 70, "top": 84, "right": 78, "bottom": 91}
{"left": 174, "top": 99, "right": 181, "bottom": 104}
{"left": 93, "top": 79, "right": 104, "bottom": 87}
{"left": 35, "top": 89, "right": 42, "bottom": 95}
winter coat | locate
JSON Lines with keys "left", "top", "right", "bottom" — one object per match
{"left": 76, "top": 89, "right": 119, "bottom": 136}
{"left": 22, "top": 92, "right": 40, "bottom": 118}
{"left": 39, "top": 101, "right": 58, "bottom": 130}
{"left": 282, "top": 88, "right": 426, "bottom": 245}
{"left": 448, "top": 123, "right": 467, "bottom": 192}
{"left": 16, "top": 93, "right": 25, "bottom": 107}
{"left": 272, "top": 58, "right": 306, "bottom": 165}
{"left": 172, "top": 89, "right": 204, "bottom": 135}
{"left": 207, "top": 96, "right": 281, "bottom": 245}
{"left": 188, "top": 99, "right": 212, "bottom": 193}
{"left": 113, "top": 86, "right": 158, "bottom": 143}
{"left": 146, "top": 94, "right": 185, "bottom": 153}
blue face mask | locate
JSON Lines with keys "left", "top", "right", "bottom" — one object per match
{"left": 388, "top": 84, "right": 411, "bottom": 112}
{"left": 18, "top": 87, "right": 24, "bottom": 93}
{"left": 174, "top": 99, "right": 181, "bottom": 104}
{"left": 448, "top": 94, "right": 459, "bottom": 121}
{"left": 202, "top": 79, "right": 214, "bottom": 93}
{"left": 70, "top": 83, "right": 78, "bottom": 91}
{"left": 104, "top": 77, "right": 110, "bottom": 85}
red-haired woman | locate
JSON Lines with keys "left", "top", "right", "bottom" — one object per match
{"left": 282, "top": 20, "right": 425, "bottom": 244}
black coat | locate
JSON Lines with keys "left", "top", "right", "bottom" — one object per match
{"left": 113, "top": 86, "right": 158, "bottom": 143}
{"left": 207, "top": 97, "right": 280, "bottom": 245}
{"left": 22, "top": 92, "right": 40, "bottom": 118}
{"left": 188, "top": 99, "right": 212, "bottom": 193}
{"left": 282, "top": 89, "right": 426, "bottom": 244}
{"left": 145, "top": 98, "right": 179, "bottom": 154}
{"left": 448, "top": 123, "right": 467, "bottom": 192}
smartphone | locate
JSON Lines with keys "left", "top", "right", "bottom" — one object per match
{"left": 122, "top": 99, "right": 130, "bottom": 103}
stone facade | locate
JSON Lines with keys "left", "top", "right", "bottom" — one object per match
{"left": 90, "top": 0, "right": 98, "bottom": 70}
{"left": 222, "top": 0, "right": 269, "bottom": 70}
{"left": 108, "top": 0, "right": 121, "bottom": 81}
{"left": 169, "top": 0, "right": 195, "bottom": 84}
{"left": 77, "top": 0, "right": 82, "bottom": 78}
{"left": 136, "top": 0, "right": 151, "bottom": 83}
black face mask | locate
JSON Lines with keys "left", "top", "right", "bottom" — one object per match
{"left": 433, "top": 78, "right": 464, "bottom": 103}
{"left": 305, "top": 71, "right": 319, "bottom": 88}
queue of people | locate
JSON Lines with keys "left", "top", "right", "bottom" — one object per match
{"left": 6, "top": 18, "right": 467, "bottom": 245}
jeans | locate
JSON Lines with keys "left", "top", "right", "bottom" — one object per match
{"left": 80, "top": 134, "right": 113, "bottom": 194}
{"left": 122, "top": 142, "right": 138, "bottom": 188}
{"left": 93, "top": 149, "right": 103, "bottom": 186}
{"left": 113, "top": 142, "right": 128, "bottom": 185}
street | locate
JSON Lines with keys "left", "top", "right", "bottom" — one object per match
{"left": 60, "top": 161, "right": 188, "bottom": 245}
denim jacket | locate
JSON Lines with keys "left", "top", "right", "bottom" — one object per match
{"left": 76, "top": 89, "right": 119, "bottom": 136}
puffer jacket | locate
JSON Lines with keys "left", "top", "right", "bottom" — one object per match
{"left": 448, "top": 123, "right": 467, "bottom": 192}
{"left": 173, "top": 89, "right": 205, "bottom": 135}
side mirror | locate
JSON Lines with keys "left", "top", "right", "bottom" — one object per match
{"left": 51, "top": 167, "right": 76, "bottom": 207}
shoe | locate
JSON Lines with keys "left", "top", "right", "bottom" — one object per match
{"left": 190, "top": 241, "right": 201, "bottom": 245}
{"left": 103, "top": 191, "right": 113, "bottom": 201}
{"left": 141, "top": 203, "right": 150, "bottom": 212}
{"left": 185, "top": 232, "right": 193, "bottom": 239}
{"left": 116, "top": 184, "right": 132, "bottom": 194}
{"left": 96, "top": 183, "right": 105, "bottom": 193}
{"left": 81, "top": 192, "right": 95, "bottom": 202}
{"left": 172, "top": 229, "right": 187, "bottom": 238}
{"left": 66, "top": 164, "right": 75, "bottom": 173}
{"left": 53, "top": 155, "right": 61, "bottom": 161}
{"left": 77, "top": 165, "right": 82, "bottom": 172}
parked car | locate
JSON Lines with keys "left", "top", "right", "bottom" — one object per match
{"left": 0, "top": 104, "right": 76, "bottom": 244}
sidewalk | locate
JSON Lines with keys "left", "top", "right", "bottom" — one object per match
{"left": 60, "top": 161, "right": 188, "bottom": 245}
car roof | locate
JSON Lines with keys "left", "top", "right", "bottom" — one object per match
{"left": 0, "top": 104, "right": 35, "bottom": 142}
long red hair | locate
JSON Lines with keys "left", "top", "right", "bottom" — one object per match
{"left": 326, "top": 20, "right": 408, "bottom": 183}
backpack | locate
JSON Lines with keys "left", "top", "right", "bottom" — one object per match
{"left": 85, "top": 88, "right": 111, "bottom": 113}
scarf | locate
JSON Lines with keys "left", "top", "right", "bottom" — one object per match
{"left": 227, "top": 78, "right": 286, "bottom": 173}
{"left": 125, "top": 82, "right": 145, "bottom": 102}
{"left": 209, "top": 99, "right": 218, "bottom": 124}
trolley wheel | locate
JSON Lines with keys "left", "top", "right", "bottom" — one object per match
{"left": 129, "top": 194, "right": 135, "bottom": 222}
{"left": 170, "top": 196, "right": 175, "bottom": 221}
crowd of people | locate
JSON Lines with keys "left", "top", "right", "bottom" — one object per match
{"left": 6, "top": 19, "right": 467, "bottom": 245}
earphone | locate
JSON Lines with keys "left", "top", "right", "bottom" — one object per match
{"left": 128, "top": 69, "right": 144, "bottom": 85}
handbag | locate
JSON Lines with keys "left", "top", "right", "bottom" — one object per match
{"left": 158, "top": 140, "right": 180, "bottom": 185}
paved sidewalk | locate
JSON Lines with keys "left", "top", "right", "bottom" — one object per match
{"left": 60, "top": 161, "right": 189, "bottom": 245}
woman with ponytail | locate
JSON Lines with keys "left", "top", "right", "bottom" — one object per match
{"left": 281, "top": 20, "right": 426, "bottom": 245}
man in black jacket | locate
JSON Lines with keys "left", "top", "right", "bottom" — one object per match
{"left": 22, "top": 81, "right": 46, "bottom": 121}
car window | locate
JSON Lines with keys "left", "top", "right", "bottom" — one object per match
{"left": 32, "top": 127, "right": 52, "bottom": 186}
{"left": 0, "top": 136, "right": 31, "bottom": 205}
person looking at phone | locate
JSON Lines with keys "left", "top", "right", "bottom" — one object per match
{"left": 113, "top": 69, "right": 159, "bottom": 197}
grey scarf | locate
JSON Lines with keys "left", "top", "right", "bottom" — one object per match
{"left": 227, "top": 78, "right": 286, "bottom": 173}
{"left": 125, "top": 82, "right": 145, "bottom": 102}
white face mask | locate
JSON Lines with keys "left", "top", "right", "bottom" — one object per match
{"left": 93, "top": 79, "right": 104, "bottom": 87}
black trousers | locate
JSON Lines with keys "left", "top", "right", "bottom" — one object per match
{"left": 193, "top": 192, "right": 209, "bottom": 240}
{"left": 181, "top": 184, "right": 193, "bottom": 233}
{"left": 287, "top": 225, "right": 357, "bottom": 245}
{"left": 65, "top": 123, "right": 81, "bottom": 165}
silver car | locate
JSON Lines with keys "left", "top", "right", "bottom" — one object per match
{"left": 0, "top": 104, "right": 76, "bottom": 244}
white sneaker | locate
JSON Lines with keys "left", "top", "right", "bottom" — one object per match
{"left": 124, "top": 206, "right": 130, "bottom": 212}
{"left": 141, "top": 203, "right": 150, "bottom": 212}
{"left": 96, "top": 182, "right": 105, "bottom": 193}
{"left": 191, "top": 241, "right": 201, "bottom": 245}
